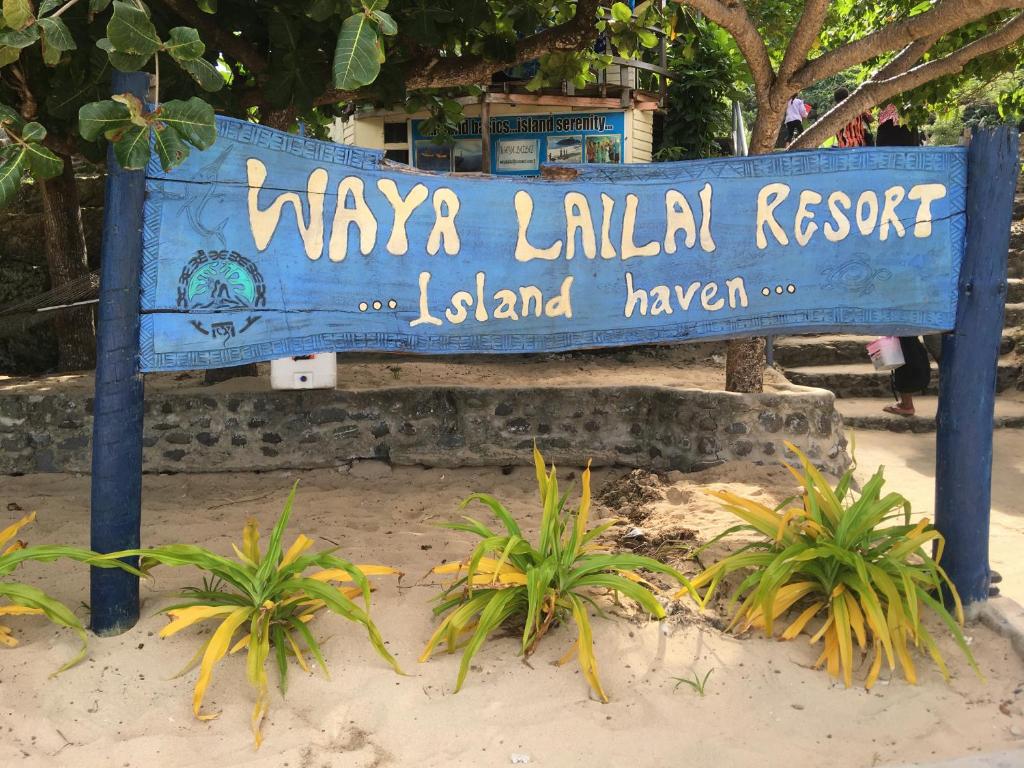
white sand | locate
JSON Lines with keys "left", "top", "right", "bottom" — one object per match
{"left": 1, "top": 462, "right": 1022, "bottom": 768}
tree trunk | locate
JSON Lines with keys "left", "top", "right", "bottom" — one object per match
{"left": 723, "top": 103, "right": 787, "bottom": 393}
{"left": 726, "top": 337, "right": 767, "bottom": 393}
{"left": 203, "top": 107, "right": 296, "bottom": 385}
{"left": 40, "top": 155, "right": 97, "bottom": 372}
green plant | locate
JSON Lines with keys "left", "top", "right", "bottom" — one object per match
{"left": 684, "top": 443, "right": 979, "bottom": 689}
{"left": 672, "top": 667, "right": 713, "bottom": 696}
{"left": 99, "top": 484, "right": 401, "bottom": 746}
{"left": 421, "top": 445, "right": 694, "bottom": 702}
{"left": 0, "top": 511, "right": 138, "bottom": 672}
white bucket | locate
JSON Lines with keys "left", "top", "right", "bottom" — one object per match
{"left": 866, "top": 337, "right": 905, "bottom": 371}
{"left": 270, "top": 353, "right": 338, "bottom": 389}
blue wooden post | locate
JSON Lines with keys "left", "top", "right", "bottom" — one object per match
{"left": 935, "top": 126, "right": 1021, "bottom": 607}
{"left": 89, "top": 71, "right": 149, "bottom": 635}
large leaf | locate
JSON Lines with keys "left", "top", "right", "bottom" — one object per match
{"left": 0, "top": 581, "right": 88, "bottom": 673}
{"left": 2, "top": 0, "right": 33, "bottom": 30}
{"left": 20, "top": 120, "right": 44, "bottom": 141}
{"left": 175, "top": 56, "right": 224, "bottom": 92}
{"left": 0, "top": 23, "right": 39, "bottom": 48}
{"left": 0, "top": 45, "right": 19, "bottom": 66}
{"left": 38, "top": 16, "right": 75, "bottom": 53}
{"left": 97, "top": 36, "right": 151, "bottom": 70}
{"left": 306, "top": 0, "right": 336, "bottom": 22}
{"left": 112, "top": 123, "right": 150, "bottom": 169}
{"left": 78, "top": 98, "right": 131, "bottom": 140}
{"left": 164, "top": 26, "right": 204, "bottom": 62}
{"left": 38, "top": 0, "right": 61, "bottom": 14}
{"left": 0, "top": 102, "right": 23, "bottom": 130}
{"left": 158, "top": 97, "right": 215, "bottom": 149}
{"left": 332, "top": 12, "right": 380, "bottom": 89}
{"left": 0, "top": 146, "right": 26, "bottom": 206}
{"left": 106, "top": 0, "right": 161, "bottom": 56}
{"left": 152, "top": 124, "right": 190, "bottom": 170}
{"left": 371, "top": 9, "right": 396, "bottom": 35}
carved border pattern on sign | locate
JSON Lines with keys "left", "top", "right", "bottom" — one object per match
{"left": 139, "top": 308, "right": 955, "bottom": 371}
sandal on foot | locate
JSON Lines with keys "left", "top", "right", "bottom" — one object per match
{"left": 883, "top": 405, "right": 915, "bottom": 417}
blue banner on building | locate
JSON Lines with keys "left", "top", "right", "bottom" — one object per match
{"left": 138, "top": 116, "right": 966, "bottom": 373}
{"left": 410, "top": 111, "right": 626, "bottom": 175}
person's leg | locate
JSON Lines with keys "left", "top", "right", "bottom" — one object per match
{"left": 884, "top": 393, "right": 915, "bottom": 416}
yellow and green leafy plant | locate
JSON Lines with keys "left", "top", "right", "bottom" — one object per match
{"left": 421, "top": 446, "right": 694, "bottom": 701}
{"left": 100, "top": 484, "right": 401, "bottom": 746}
{"left": 683, "top": 442, "right": 980, "bottom": 689}
{"left": 0, "top": 511, "right": 139, "bottom": 672}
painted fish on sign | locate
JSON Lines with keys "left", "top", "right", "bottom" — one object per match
{"left": 139, "top": 116, "right": 967, "bottom": 373}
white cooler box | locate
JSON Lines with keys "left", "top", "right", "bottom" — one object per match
{"left": 270, "top": 353, "right": 337, "bottom": 389}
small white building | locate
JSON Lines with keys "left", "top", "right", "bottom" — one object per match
{"left": 330, "top": 62, "right": 665, "bottom": 175}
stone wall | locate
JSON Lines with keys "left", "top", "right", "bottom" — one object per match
{"left": 0, "top": 382, "right": 847, "bottom": 475}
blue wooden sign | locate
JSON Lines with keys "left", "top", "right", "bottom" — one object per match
{"left": 139, "top": 115, "right": 967, "bottom": 373}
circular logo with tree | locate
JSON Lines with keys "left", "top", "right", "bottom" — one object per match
{"left": 177, "top": 250, "right": 266, "bottom": 311}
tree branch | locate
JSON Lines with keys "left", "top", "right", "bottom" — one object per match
{"left": 791, "top": 11, "right": 1024, "bottom": 149}
{"left": 405, "top": 0, "right": 602, "bottom": 91}
{"left": 153, "top": 0, "right": 268, "bottom": 75}
{"left": 791, "top": 0, "right": 1023, "bottom": 90}
{"left": 676, "top": 0, "right": 774, "bottom": 101}
{"left": 874, "top": 34, "right": 939, "bottom": 80}
{"left": 778, "top": 0, "right": 830, "bottom": 85}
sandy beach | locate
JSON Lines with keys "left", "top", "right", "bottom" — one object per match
{"left": 2, "top": 444, "right": 1023, "bottom": 768}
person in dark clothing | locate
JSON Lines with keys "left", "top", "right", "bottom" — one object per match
{"left": 886, "top": 336, "right": 931, "bottom": 415}
{"left": 875, "top": 104, "right": 931, "bottom": 416}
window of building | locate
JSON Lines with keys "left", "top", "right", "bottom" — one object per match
{"left": 384, "top": 149, "right": 410, "bottom": 165}
{"left": 383, "top": 121, "right": 408, "bottom": 144}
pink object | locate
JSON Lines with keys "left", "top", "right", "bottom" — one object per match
{"left": 804, "top": 103, "right": 812, "bottom": 116}
{"left": 866, "top": 336, "right": 905, "bottom": 370}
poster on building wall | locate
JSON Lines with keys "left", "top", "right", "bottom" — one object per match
{"left": 411, "top": 111, "right": 626, "bottom": 175}
{"left": 496, "top": 138, "right": 539, "bottom": 172}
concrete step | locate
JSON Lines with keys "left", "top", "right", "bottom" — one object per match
{"left": 1010, "top": 277, "right": 1024, "bottom": 304}
{"left": 1006, "top": 302, "right": 1024, "bottom": 327}
{"left": 785, "top": 357, "right": 1020, "bottom": 398}
{"left": 774, "top": 332, "right": 1018, "bottom": 368}
{"left": 835, "top": 393, "right": 1024, "bottom": 433}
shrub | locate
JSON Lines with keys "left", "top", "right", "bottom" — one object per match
{"left": 0, "top": 511, "right": 138, "bottom": 672}
{"left": 684, "top": 442, "right": 979, "bottom": 688}
{"left": 421, "top": 446, "right": 694, "bottom": 701}
{"left": 100, "top": 484, "right": 401, "bottom": 746}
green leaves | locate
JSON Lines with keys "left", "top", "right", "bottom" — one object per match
{"left": 0, "top": 23, "right": 38, "bottom": 48}
{"left": 333, "top": 12, "right": 380, "bottom": 90}
{"left": 106, "top": 0, "right": 160, "bottom": 56}
{"left": 332, "top": 0, "right": 398, "bottom": 90}
{"left": 38, "top": 16, "right": 75, "bottom": 65}
{"left": 610, "top": 2, "right": 632, "bottom": 23}
{"left": 176, "top": 55, "right": 223, "bottom": 92}
{"left": 101, "top": 484, "right": 400, "bottom": 745}
{"left": 159, "top": 96, "right": 215, "bottom": 149}
{"left": 164, "top": 26, "right": 203, "bottom": 61}
{"left": 78, "top": 94, "right": 215, "bottom": 171}
{"left": 689, "top": 442, "right": 980, "bottom": 689}
{"left": 100, "top": 3, "right": 221, "bottom": 90}
{"left": 0, "top": 113, "right": 63, "bottom": 205}
{"left": 0, "top": 145, "right": 28, "bottom": 207}
{"left": 423, "top": 447, "right": 689, "bottom": 701}
{"left": 78, "top": 97, "right": 131, "bottom": 140}
{"left": 2, "top": 0, "right": 34, "bottom": 31}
